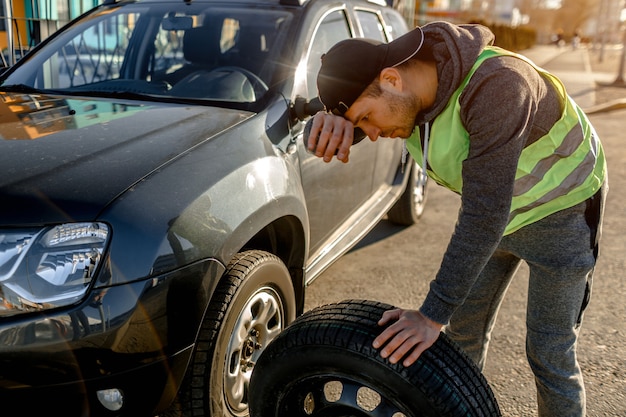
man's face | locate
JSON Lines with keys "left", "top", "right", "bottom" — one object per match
{"left": 344, "top": 85, "right": 421, "bottom": 141}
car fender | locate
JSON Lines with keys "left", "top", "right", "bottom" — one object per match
{"left": 98, "top": 135, "right": 308, "bottom": 288}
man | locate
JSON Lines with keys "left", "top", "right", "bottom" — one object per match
{"left": 306, "top": 21, "right": 607, "bottom": 417}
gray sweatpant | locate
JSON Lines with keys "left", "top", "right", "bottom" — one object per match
{"left": 446, "top": 187, "right": 606, "bottom": 417}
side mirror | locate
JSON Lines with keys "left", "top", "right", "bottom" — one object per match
{"left": 292, "top": 96, "right": 324, "bottom": 121}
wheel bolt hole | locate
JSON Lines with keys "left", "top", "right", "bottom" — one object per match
{"left": 303, "top": 392, "right": 315, "bottom": 415}
{"left": 323, "top": 380, "right": 342, "bottom": 402}
{"left": 357, "top": 386, "right": 381, "bottom": 411}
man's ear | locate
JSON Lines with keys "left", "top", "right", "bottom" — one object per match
{"left": 379, "top": 67, "right": 403, "bottom": 92}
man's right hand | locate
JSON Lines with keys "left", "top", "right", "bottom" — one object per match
{"left": 373, "top": 308, "right": 443, "bottom": 367}
{"left": 306, "top": 112, "right": 356, "bottom": 163}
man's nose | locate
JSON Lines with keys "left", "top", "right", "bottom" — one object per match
{"left": 363, "top": 126, "right": 381, "bottom": 141}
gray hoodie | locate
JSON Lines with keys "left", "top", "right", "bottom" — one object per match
{"left": 415, "top": 22, "right": 562, "bottom": 325}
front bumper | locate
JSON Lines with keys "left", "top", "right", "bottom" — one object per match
{"left": 0, "top": 259, "right": 223, "bottom": 416}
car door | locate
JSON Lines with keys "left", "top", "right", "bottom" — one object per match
{"left": 296, "top": 7, "right": 379, "bottom": 262}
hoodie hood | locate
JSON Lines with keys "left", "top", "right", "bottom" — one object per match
{"left": 414, "top": 21, "right": 495, "bottom": 125}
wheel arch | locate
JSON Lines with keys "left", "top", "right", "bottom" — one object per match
{"left": 243, "top": 214, "right": 307, "bottom": 314}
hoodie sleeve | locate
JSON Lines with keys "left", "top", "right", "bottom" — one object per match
{"left": 418, "top": 55, "right": 561, "bottom": 325}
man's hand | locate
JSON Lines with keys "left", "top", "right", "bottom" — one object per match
{"left": 372, "top": 308, "right": 443, "bottom": 367}
{"left": 306, "top": 112, "right": 355, "bottom": 163}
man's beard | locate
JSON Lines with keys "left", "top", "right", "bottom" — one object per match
{"left": 382, "top": 89, "right": 420, "bottom": 138}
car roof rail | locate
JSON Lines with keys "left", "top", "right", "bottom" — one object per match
{"left": 279, "top": 0, "right": 388, "bottom": 7}
{"left": 280, "top": 0, "right": 307, "bottom": 5}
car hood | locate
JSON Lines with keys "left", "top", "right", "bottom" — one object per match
{"left": 0, "top": 92, "right": 253, "bottom": 225}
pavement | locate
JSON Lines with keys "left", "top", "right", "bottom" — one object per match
{"left": 521, "top": 44, "right": 596, "bottom": 109}
{"left": 519, "top": 43, "right": 626, "bottom": 114}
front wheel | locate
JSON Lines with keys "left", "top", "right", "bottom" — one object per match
{"left": 171, "top": 250, "right": 296, "bottom": 417}
{"left": 249, "top": 300, "right": 501, "bottom": 417}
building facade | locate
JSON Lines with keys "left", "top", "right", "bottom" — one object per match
{"left": 1, "top": 0, "right": 99, "bottom": 65}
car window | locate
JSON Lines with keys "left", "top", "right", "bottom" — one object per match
{"left": 44, "top": 11, "right": 134, "bottom": 88}
{"left": 2, "top": 3, "right": 292, "bottom": 105}
{"left": 152, "top": 11, "right": 285, "bottom": 88}
{"left": 305, "top": 9, "right": 352, "bottom": 100}
{"left": 355, "top": 9, "right": 386, "bottom": 42}
{"left": 381, "top": 9, "right": 409, "bottom": 40}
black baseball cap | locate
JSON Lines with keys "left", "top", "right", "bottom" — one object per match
{"left": 317, "top": 27, "right": 424, "bottom": 116}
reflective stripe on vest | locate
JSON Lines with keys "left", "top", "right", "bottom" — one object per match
{"left": 406, "top": 46, "right": 606, "bottom": 235}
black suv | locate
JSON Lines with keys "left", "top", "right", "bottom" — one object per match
{"left": 0, "top": 0, "right": 426, "bottom": 415}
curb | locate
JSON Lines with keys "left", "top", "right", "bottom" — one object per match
{"left": 584, "top": 98, "right": 626, "bottom": 114}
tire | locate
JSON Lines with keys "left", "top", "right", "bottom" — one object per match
{"left": 249, "top": 299, "right": 501, "bottom": 417}
{"left": 170, "top": 250, "right": 297, "bottom": 417}
{"left": 387, "top": 161, "right": 427, "bottom": 226}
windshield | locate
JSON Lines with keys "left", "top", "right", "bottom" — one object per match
{"left": 0, "top": 2, "right": 292, "bottom": 104}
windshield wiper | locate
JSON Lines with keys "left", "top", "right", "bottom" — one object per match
{"left": 0, "top": 84, "right": 45, "bottom": 94}
{"left": 0, "top": 84, "right": 150, "bottom": 99}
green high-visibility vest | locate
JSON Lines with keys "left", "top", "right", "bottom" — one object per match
{"left": 406, "top": 46, "right": 606, "bottom": 235}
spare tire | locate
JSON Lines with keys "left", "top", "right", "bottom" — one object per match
{"left": 249, "top": 299, "right": 501, "bottom": 417}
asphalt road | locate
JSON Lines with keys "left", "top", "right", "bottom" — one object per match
{"left": 303, "top": 46, "right": 626, "bottom": 416}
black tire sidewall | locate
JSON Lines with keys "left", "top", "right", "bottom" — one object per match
{"left": 209, "top": 251, "right": 297, "bottom": 416}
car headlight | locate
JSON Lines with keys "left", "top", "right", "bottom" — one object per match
{"left": 0, "top": 222, "right": 109, "bottom": 317}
